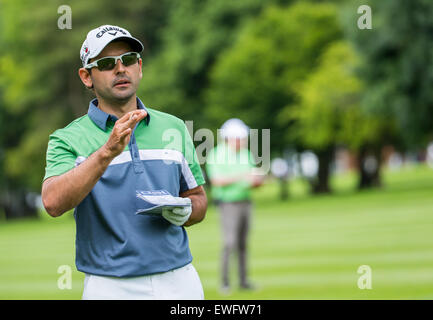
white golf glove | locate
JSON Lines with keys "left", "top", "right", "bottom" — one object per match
{"left": 162, "top": 197, "right": 192, "bottom": 226}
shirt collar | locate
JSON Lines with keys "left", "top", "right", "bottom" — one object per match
{"left": 88, "top": 97, "right": 150, "bottom": 131}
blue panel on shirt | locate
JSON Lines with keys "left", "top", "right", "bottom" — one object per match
{"left": 75, "top": 160, "right": 192, "bottom": 277}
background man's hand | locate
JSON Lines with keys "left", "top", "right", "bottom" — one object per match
{"left": 246, "top": 169, "right": 266, "bottom": 188}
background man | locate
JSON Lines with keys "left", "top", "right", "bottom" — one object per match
{"left": 41, "top": 25, "right": 207, "bottom": 300}
{"left": 206, "top": 118, "right": 264, "bottom": 294}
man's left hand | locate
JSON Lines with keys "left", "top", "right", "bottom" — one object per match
{"left": 162, "top": 198, "right": 192, "bottom": 226}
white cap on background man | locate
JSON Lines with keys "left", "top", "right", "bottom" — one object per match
{"left": 220, "top": 118, "right": 249, "bottom": 139}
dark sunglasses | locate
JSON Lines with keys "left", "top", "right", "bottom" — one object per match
{"left": 85, "top": 52, "right": 140, "bottom": 71}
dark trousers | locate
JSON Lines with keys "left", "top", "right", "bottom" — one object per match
{"left": 218, "top": 200, "right": 252, "bottom": 287}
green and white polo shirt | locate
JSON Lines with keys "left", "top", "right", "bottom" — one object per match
{"left": 206, "top": 143, "right": 255, "bottom": 203}
{"left": 44, "top": 97, "right": 205, "bottom": 277}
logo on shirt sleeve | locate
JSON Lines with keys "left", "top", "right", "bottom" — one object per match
{"left": 75, "top": 156, "right": 87, "bottom": 167}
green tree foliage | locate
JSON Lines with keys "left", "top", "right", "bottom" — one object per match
{"left": 289, "top": 42, "right": 368, "bottom": 150}
{"left": 344, "top": 0, "right": 433, "bottom": 149}
{"left": 137, "top": 0, "right": 293, "bottom": 125}
{"left": 0, "top": 0, "right": 170, "bottom": 191}
{"left": 288, "top": 41, "right": 392, "bottom": 191}
{"left": 0, "top": 0, "right": 292, "bottom": 195}
{"left": 205, "top": 2, "right": 342, "bottom": 153}
{"left": 4, "top": 0, "right": 426, "bottom": 202}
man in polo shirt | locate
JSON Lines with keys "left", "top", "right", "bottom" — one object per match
{"left": 206, "top": 118, "right": 264, "bottom": 294}
{"left": 41, "top": 25, "right": 207, "bottom": 300}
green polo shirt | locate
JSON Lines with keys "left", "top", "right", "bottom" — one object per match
{"left": 206, "top": 142, "right": 255, "bottom": 203}
{"left": 43, "top": 97, "right": 205, "bottom": 277}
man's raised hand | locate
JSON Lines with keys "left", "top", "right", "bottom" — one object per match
{"left": 101, "top": 110, "right": 147, "bottom": 159}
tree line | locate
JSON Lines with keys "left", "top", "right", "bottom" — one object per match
{"left": 0, "top": 0, "right": 432, "bottom": 218}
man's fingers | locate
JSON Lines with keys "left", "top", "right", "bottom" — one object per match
{"left": 125, "top": 111, "right": 147, "bottom": 130}
{"left": 131, "top": 110, "right": 147, "bottom": 124}
{"left": 117, "top": 110, "right": 147, "bottom": 130}
{"left": 116, "top": 111, "right": 134, "bottom": 124}
{"left": 108, "top": 110, "right": 147, "bottom": 153}
{"left": 122, "top": 127, "right": 132, "bottom": 134}
{"left": 119, "top": 127, "right": 132, "bottom": 139}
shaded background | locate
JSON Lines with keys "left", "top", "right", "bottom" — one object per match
{"left": 1, "top": 0, "right": 433, "bottom": 299}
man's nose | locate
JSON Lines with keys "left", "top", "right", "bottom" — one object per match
{"left": 114, "top": 58, "right": 126, "bottom": 73}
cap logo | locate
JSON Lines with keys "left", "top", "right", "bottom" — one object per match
{"left": 96, "top": 26, "right": 127, "bottom": 38}
{"left": 81, "top": 44, "right": 90, "bottom": 64}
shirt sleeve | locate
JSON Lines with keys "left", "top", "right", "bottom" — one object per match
{"left": 43, "top": 132, "right": 76, "bottom": 182}
{"left": 179, "top": 122, "right": 205, "bottom": 193}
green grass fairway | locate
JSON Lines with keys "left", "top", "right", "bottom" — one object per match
{"left": 1, "top": 164, "right": 433, "bottom": 299}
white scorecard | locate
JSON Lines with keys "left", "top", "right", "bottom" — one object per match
{"left": 135, "top": 190, "right": 191, "bottom": 215}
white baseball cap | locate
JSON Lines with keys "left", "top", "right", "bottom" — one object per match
{"left": 80, "top": 25, "right": 144, "bottom": 67}
{"left": 220, "top": 118, "right": 249, "bottom": 139}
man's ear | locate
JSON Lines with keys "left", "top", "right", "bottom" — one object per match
{"left": 78, "top": 68, "right": 93, "bottom": 89}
